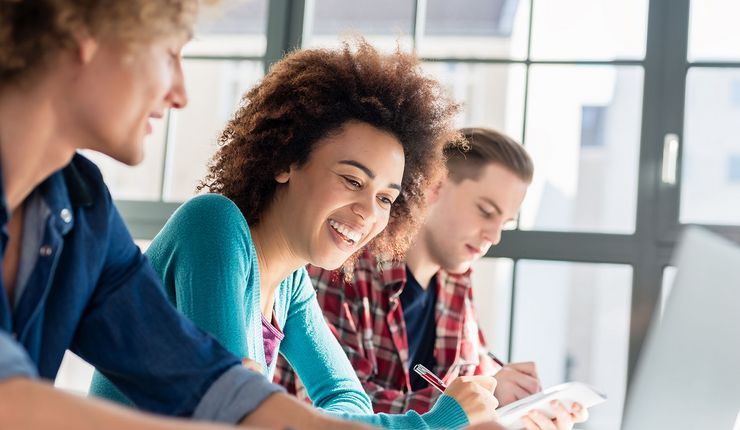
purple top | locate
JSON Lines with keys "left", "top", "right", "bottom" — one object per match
{"left": 261, "top": 313, "right": 284, "bottom": 368}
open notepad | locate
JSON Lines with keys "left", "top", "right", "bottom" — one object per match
{"left": 497, "top": 382, "right": 606, "bottom": 430}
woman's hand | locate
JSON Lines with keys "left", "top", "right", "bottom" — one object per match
{"left": 444, "top": 375, "right": 500, "bottom": 425}
{"left": 521, "top": 401, "right": 589, "bottom": 430}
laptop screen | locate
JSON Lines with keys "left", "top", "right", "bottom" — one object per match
{"left": 623, "top": 227, "right": 740, "bottom": 430}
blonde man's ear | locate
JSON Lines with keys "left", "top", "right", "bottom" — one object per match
{"left": 426, "top": 178, "right": 447, "bottom": 206}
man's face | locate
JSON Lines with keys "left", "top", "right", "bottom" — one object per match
{"left": 70, "top": 33, "right": 190, "bottom": 165}
{"left": 422, "top": 163, "right": 529, "bottom": 274}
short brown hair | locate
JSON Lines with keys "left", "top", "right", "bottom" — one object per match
{"left": 445, "top": 127, "right": 534, "bottom": 184}
{"left": 0, "top": 0, "right": 203, "bottom": 85}
{"left": 199, "top": 40, "right": 460, "bottom": 261}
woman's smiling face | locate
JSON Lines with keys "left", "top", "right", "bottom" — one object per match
{"left": 274, "top": 120, "right": 405, "bottom": 270}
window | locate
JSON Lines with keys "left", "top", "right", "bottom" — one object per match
{"left": 304, "top": 0, "right": 415, "bottom": 51}
{"left": 729, "top": 155, "right": 740, "bottom": 183}
{"left": 470, "top": 258, "right": 515, "bottom": 360}
{"left": 520, "top": 65, "right": 642, "bottom": 233}
{"left": 581, "top": 106, "right": 607, "bottom": 148}
{"left": 513, "top": 261, "right": 632, "bottom": 430}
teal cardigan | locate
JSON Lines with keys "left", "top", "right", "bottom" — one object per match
{"left": 89, "top": 194, "right": 468, "bottom": 429}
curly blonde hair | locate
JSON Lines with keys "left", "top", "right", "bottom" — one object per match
{"left": 200, "top": 40, "right": 461, "bottom": 265}
{"left": 0, "top": 0, "right": 206, "bottom": 84}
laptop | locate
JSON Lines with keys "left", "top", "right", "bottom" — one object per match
{"left": 622, "top": 227, "right": 740, "bottom": 429}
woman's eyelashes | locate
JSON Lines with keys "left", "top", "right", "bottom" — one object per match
{"left": 342, "top": 175, "right": 362, "bottom": 190}
{"left": 341, "top": 175, "right": 397, "bottom": 209}
{"left": 377, "top": 194, "right": 394, "bottom": 208}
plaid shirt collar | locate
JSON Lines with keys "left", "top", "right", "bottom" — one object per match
{"left": 373, "top": 254, "right": 474, "bottom": 307}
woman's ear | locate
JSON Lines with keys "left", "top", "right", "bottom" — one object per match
{"left": 275, "top": 169, "right": 291, "bottom": 184}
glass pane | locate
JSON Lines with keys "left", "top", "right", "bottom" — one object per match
{"left": 304, "top": 0, "right": 414, "bottom": 51}
{"left": 418, "top": 0, "right": 529, "bottom": 60}
{"left": 689, "top": 0, "right": 740, "bottom": 62}
{"left": 513, "top": 260, "right": 632, "bottom": 430}
{"left": 519, "top": 66, "right": 643, "bottom": 233}
{"left": 469, "top": 258, "right": 514, "bottom": 360}
{"left": 163, "top": 60, "right": 264, "bottom": 202}
{"left": 661, "top": 266, "right": 677, "bottom": 318}
{"left": 681, "top": 68, "right": 740, "bottom": 225}
{"left": 82, "top": 116, "right": 168, "bottom": 201}
{"left": 530, "top": 0, "right": 648, "bottom": 61}
{"left": 422, "top": 63, "right": 526, "bottom": 140}
{"left": 186, "top": 0, "right": 268, "bottom": 57}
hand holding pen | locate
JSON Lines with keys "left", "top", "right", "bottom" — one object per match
{"left": 486, "top": 351, "right": 542, "bottom": 407}
{"left": 413, "top": 364, "right": 499, "bottom": 425}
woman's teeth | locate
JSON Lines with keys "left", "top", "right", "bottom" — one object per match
{"left": 329, "top": 219, "right": 361, "bottom": 244}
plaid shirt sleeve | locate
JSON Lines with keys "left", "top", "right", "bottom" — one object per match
{"left": 274, "top": 265, "right": 445, "bottom": 414}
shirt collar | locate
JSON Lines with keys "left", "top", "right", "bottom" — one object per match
{"left": 9, "top": 155, "right": 94, "bottom": 236}
{"left": 378, "top": 257, "right": 408, "bottom": 300}
{"left": 356, "top": 248, "right": 475, "bottom": 301}
{"left": 62, "top": 155, "right": 94, "bottom": 208}
{"left": 0, "top": 153, "right": 93, "bottom": 215}
{"left": 380, "top": 256, "right": 475, "bottom": 301}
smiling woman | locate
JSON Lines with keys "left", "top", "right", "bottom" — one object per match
{"left": 201, "top": 39, "right": 461, "bottom": 266}
{"left": 87, "top": 40, "right": 505, "bottom": 429}
{"left": 270, "top": 120, "right": 406, "bottom": 271}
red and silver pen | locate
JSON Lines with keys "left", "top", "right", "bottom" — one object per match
{"left": 412, "top": 364, "right": 447, "bottom": 392}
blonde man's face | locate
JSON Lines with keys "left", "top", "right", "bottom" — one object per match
{"left": 69, "top": 32, "right": 190, "bottom": 165}
{"left": 422, "top": 163, "right": 529, "bottom": 274}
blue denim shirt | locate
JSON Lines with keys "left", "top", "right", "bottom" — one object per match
{"left": 0, "top": 153, "right": 282, "bottom": 422}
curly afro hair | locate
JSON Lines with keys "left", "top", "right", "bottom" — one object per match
{"left": 199, "top": 39, "right": 461, "bottom": 263}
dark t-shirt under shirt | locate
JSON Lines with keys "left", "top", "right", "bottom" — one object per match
{"left": 400, "top": 266, "right": 438, "bottom": 391}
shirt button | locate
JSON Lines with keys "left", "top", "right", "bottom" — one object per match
{"left": 60, "top": 208, "right": 72, "bottom": 224}
{"left": 39, "top": 245, "right": 53, "bottom": 257}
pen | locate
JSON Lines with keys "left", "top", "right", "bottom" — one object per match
{"left": 487, "top": 351, "right": 506, "bottom": 368}
{"left": 413, "top": 364, "right": 447, "bottom": 392}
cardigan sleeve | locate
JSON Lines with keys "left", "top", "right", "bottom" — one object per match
{"left": 145, "top": 193, "right": 255, "bottom": 360}
{"left": 278, "top": 269, "right": 470, "bottom": 429}
{"left": 279, "top": 267, "right": 373, "bottom": 414}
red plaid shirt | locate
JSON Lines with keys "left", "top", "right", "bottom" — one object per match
{"left": 274, "top": 249, "right": 496, "bottom": 414}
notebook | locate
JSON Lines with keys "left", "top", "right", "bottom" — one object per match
{"left": 497, "top": 381, "right": 606, "bottom": 429}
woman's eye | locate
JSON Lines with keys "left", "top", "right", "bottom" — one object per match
{"left": 378, "top": 196, "right": 393, "bottom": 207}
{"left": 343, "top": 176, "right": 362, "bottom": 189}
